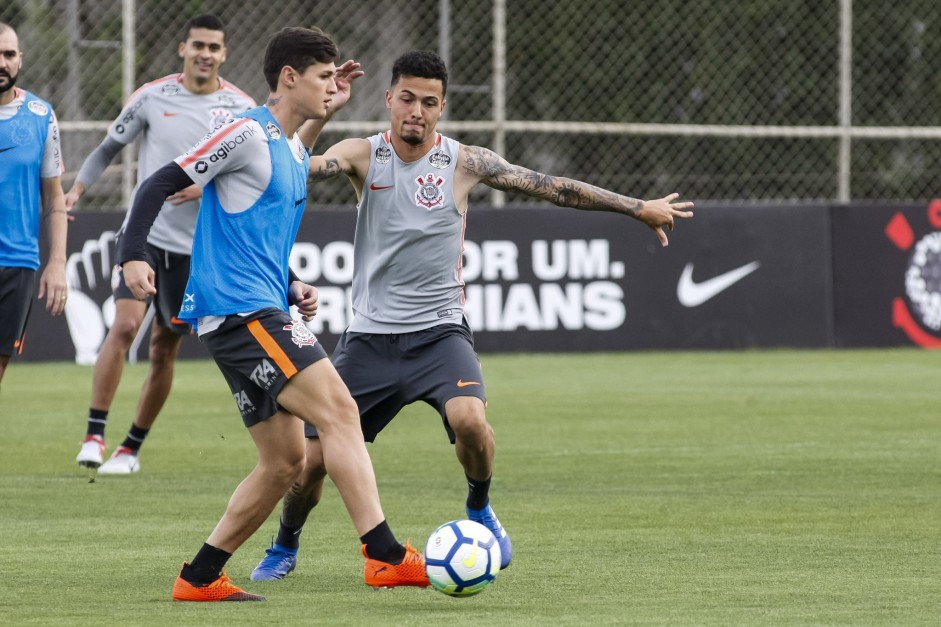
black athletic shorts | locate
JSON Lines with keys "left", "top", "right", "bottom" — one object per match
{"left": 304, "top": 321, "right": 487, "bottom": 443}
{"left": 113, "top": 242, "right": 191, "bottom": 334}
{"left": 202, "top": 308, "right": 328, "bottom": 427}
{"left": 0, "top": 267, "right": 35, "bottom": 358}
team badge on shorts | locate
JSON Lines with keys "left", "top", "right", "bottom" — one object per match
{"left": 416, "top": 173, "right": 446, "bottom": 209}
{"left": 283, "top": 321, "right": 318, "bottom": 347}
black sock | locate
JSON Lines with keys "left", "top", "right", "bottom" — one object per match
{"left": 183, "top": 543, "right": 232, "bottom": 585}
{"left": 87, "top": 408, "right": 108, "bottom": 438}
{"left": 120, "top": 423, "right": 149, "bottom": 452}
{"left": 275, "top": 518, "right": 304, "bottom": 550}
{"left": 466, "top": 473, "right": 492, "bottom": 510}
{"left": 360, "top": 520, "right": 405, "bottom": 564}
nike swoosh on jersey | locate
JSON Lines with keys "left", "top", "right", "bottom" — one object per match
{"left": 676, "top": 261, "right": 760, "bottom": 307}
{"left": 0, "top": 146, "right": 14, "bottom": 153}
{"left": 369, "top": 183, "right": 394, "bottom": 190}
{"left": 163, "top": 111, "right": 180, "bottom": 117}
{"left": 457, "top": 380, "right": 481, "bottom": 387}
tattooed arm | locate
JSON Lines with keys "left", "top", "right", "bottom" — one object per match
{"left": 460, "top": 144, "right": 694, "bottom": 246}
{"left": 309, "top": 156, "right": 346, "bottom": 182}
{"left": 308, "top": 138, "right": 371, "bottom": 190}
{"left": 461, "top": 145, "right": 644, "bottom": 215}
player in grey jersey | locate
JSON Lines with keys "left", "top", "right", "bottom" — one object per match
{"left": 72, "top": 15, "right": 255, "bottom": 475}
{"left": 250, "top": 50, "right": 693, "bottom": 580}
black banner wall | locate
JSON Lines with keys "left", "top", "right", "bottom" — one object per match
{"left": 23, "top": 203, "right": 839, "bottom": 362}
{"left": 831, "top": 201, "right": 941, "bottom": 348}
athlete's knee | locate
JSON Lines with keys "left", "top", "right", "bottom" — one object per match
{"left": 264, "top": 449, "right": 306, "bottom": 491}
{"left": 307, "top": 390, "right": 360, "bottom": 438}
{"left": 108, "top": 320, "right": 141, "bottom": 346}
{"left": 301, "top": 440, "right": 328, "bottom": 483}
{"left": 107, "top": 310, "right": 144, "bottom": 346}
{"left": 148, "top": 329, "right": 182, "bottom": 368}
{"left": 455, "top": 418, "right": 494, "bottom": 447}
{"left": 446, "top": 399, "right": 490, "bottom": 440}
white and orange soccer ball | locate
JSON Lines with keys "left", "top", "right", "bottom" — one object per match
{"left": 424, "top": 519, "right": 501, "bottom": 597}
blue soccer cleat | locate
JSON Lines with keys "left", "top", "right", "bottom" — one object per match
{"left": 467, "top": 502, "right": 512, "bottom": 569}
{"left": 250, "top": 542, "right": 298, "bottom": 581}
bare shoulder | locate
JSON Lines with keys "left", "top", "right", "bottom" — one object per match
{"left": 459, "top": 144, "right": 513, "bottom": 179}
{"left": 310, "top": 138, "right": 371, "bottom": 181}
{"left": 325, "top": 137, "right": 371, "bottom": 163}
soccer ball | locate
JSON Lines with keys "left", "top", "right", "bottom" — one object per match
{"left": 424, "top": 519, "right": 501, "bottom": 597}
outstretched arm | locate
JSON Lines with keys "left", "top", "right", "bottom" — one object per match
{"left": 309, "top": 156, "right": 347, "bottom": 182}
{"left": 461, "top": 145, "right": 694, "bottom": 246}
{"left": 308, "top": 138, "right": 371, "bottom": 184}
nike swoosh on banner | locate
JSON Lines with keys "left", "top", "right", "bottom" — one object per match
{"left": 676, "top": 261, "right": 761, "bottom": 307}
{"left": 369, "top": 183, "right": 394, "bottom": 190}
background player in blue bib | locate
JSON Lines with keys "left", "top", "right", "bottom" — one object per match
{"left": 0, "top": 22, "right": 68, "bottom": 387}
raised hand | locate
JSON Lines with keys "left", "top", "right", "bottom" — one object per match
{"left": 638, "top": 193, "right": 694, "bottom": 247}
{"left": 328, "top": 59, "right": 364, "bottom": 114}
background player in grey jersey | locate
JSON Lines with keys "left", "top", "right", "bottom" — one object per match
{"left": 0, "top": 22, "right": 68, "bottom": 387}
{"left": 71, "top": 15, "right": 254, "bottom": 474}
{"left": 250, "top": 50, "right": 693, "bottom": 580}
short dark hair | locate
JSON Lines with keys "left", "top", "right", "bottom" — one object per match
{"left": 391, "top": 50, "right": 448, "bottom": 97}
{"left": 263, "top": 27, "right": 338, "bottom": 91}
{"left": 181, "top": 14, "right": 225, "bottom": 43}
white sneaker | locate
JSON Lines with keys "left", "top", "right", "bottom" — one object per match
{"left": 97, "top": 447, "right": 141, "bottom": 475}
{"left": 76, "top": 436, "right": 105, "bottom": 468}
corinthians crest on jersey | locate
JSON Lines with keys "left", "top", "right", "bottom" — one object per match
{"left": 416, "top": 173, "right": 446, "bottom": 209}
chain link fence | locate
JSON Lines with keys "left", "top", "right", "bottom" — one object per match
{"left": 4, "top": 0, "right": 941, "bottom": 209}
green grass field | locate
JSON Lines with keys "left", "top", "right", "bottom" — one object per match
{"left": 2, "top": 349, "right": 940, "bottom": 625}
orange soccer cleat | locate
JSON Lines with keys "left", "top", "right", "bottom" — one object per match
{"left": 172, "top": 563, "right": 266, "bottom": 602}
{"left": 362, "top": 541, "right": 430, "bottom": 589}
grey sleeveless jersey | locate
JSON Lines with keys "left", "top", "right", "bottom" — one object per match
{"left": 348, "top": 132, "right": 465, "bottom": 333}
{"left": 111, "top": 74, "right": 255, "bottom": 254}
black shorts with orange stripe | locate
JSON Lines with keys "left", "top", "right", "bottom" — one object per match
{"left": 304, "top": 321, "right": 486, "bottom": 443}
{"left": 202, "top": 308, "right": 328, "bottom": 427}
{"left": 113, "top": 242, "right": 192, "bottom": 334}
{"left": 0, "top": 267, "right": 35, "bottom": 358}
